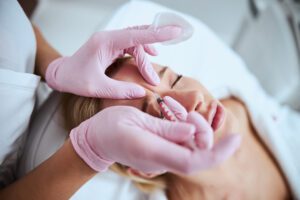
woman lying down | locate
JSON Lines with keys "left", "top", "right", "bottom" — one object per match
{"left": 62, "top": 57, "right": 292, "bottom": 199}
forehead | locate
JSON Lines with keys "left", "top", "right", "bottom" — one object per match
{"left": 111, "top": 58, "right": 163, "bottom": 85}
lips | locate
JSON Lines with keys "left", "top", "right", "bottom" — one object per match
{"left": 207, "top": 101, "right": 225, "bottom": 131}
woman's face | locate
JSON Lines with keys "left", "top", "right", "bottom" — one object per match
{"left": 102, "top": 58, "right": 233, "bottom": 178}
{"left": 102, "top": 58, "right": 226, "bottom": 133}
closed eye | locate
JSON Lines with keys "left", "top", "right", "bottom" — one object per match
{"left": 171, "top": 74, "right": 182, "bottom": 88}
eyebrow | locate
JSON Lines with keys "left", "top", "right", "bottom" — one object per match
{"left": 158, "top": 66, "right": 168, "bottom": 79}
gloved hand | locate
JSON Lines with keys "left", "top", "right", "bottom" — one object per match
{"left": 70, "top": 106, "right": 241, "bottom": 174}
{"left": 45, "top": 25, "right": 182, "bottom": 99}
{"left": 163, "top": 96, "right": 214, "bottom": 149}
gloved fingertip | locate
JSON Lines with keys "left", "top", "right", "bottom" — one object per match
{"left": 150, "top": 70, "right": 160, "bottom": 85}
{"left": 144, "top": 65, "right": 160, "bottom": 85}
{"left": 163, "top": 96, "right": 187, "bottom": 121}
{"left": 195, "top": 133, "right": 213, "bottom": 150}
{"left": 120, "top": 83, "right": 146, "bottom": 99}
{"left": 150, "top": 47, "right": 158, "bottom": 56}
{"left": 144, "top": 44, "right": 158, "bottom": 56}
{"left": 156, "top": 26, "right": 182, "bottom": 41}
{"left": 125, "top": 85, "right": 146, "bottom": 99}
{"left": 198, "top": 141, "right": 208, "bottom": 149}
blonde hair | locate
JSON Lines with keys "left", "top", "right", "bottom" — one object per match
{"left": 61, "top": 58, "right": 204, "bottom": 200}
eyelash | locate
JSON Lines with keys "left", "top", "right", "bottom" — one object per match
{"left": 171, "top": 74, "right": 182, "bottom": 88}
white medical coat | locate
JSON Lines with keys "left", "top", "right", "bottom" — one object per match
{"left": 0, "top": 0, "right": 40, "bottom": 187}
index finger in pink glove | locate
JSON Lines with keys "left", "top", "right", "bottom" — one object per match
{"left": 125, "top": 26, "right": 159, "bottom": 57}
{"left": 115, "top": 25, "right": 182, "bottom": 49}
{"left": 125, "top": 45, "right": 160, "bottom": 85}
{"left": 126, "top": 26, "right": 159, "bottom": 56}
{"left": 116, "top": 25, "right": 182, "bottom": 85}
{"left": 162, "top": 96, "right": 188, "bottom": 121}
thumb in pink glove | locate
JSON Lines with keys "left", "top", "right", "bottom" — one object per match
{"left": 46, "top": 25, "right": 182, "bottom": 99}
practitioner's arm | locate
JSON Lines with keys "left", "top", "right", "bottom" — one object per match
{"left": 0, "top": 139, "right": 97, "bottom": 200}
{"left": 33, "top": 25, "right": 61, "bottom": 80}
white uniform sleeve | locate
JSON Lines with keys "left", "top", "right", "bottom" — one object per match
{"left": 0, "top": 0, "right": 39, "bottom": 187}
{"left": 0, "top": 69, "right": 40, "bottom": 187}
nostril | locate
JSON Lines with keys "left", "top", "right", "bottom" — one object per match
{"left": 194, "top": 93, "right": 204, "bottom": 111}
{"left": 195, "top": 101, "right": 203, "bottom": 111}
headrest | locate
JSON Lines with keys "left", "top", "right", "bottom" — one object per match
{"left": 18, "top": 92, "right": 67, "bottom": 176}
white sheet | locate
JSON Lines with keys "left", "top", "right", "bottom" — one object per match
{"left": 18, "top": 0, "right": 300, "bottom": 199}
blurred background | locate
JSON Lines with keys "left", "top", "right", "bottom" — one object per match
{"left": 19, "top": 0, "right": 300, "bottom": 110}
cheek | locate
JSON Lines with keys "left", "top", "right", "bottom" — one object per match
{"left": 214, "top": 107, "right": 239, "bottom": 145}
{"left": 189, "top": 80, "right": 214, "bottom": 99}
{"left": 177, "top": 78, "right": 210, "bottom": 95}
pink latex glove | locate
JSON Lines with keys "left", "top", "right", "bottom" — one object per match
{"left": 70, "top": 106, "right": 241, "bottom": 174}
{"left": 46, "top": 25, "right": 182, "bottom": 99}
{"left": 163, "top": 96, "right": 214, "bottom": 149}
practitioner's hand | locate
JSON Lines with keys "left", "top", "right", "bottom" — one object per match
{"left": 45, "top": 25, "right": 182, "bottom": 99}
{"left": 162, "top": 96, "right": 242, "bottom": 172}
{"left": 163, "top": 96, "right": 214, "bottom": 149}
{"left": 70, "top": 106, "right": 241, "bottom": 174}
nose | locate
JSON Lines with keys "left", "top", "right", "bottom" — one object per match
{"left": 165, "top": 90, "right": 204, "bottom": 113}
